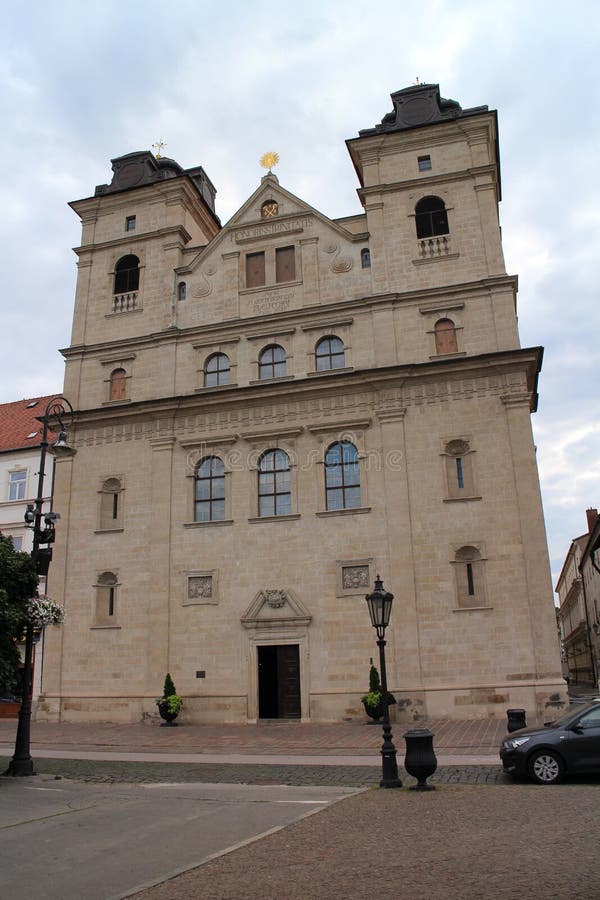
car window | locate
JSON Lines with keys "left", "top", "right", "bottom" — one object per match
{"left": 578, "top": 707, "right": 600, "bottom": 728}
{"left": 545, "top": 701, "right": 600, "bottom": 728}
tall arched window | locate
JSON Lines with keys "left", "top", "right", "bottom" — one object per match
{"left": 194, "top": 457, "right": 225, "bottom": 522}
{"left": 109, "top": 368, "right": 127, "bottom": 401}
{"left": 95, "top": 571, "right": 119, "bottom": 624}
{"left": 415, "top": 197, "right": 449, "bottom": 239}
{"left": 258, "top": 449, "right": 291, "bottom": 517}
{"left": 454, "top": 546, "right": 485, "bottom": 608}
{"left": 315, "top": 335, "right": 345, "bottom": 371}
{"left": 259, "top": 344, "right": 287, "bottom": 380}
{"left": 434, "top": 318, "right": 458, "bottom": 355}
{"left": 325, "top": 441, "right": 361, "bottom": 510}
{"left": 177, "top": 281, "right": 187, "bottom": 302}
{"left": 204, "top": 353, "right": 231, "bottom": 387}
{"left": 444, "top": 439, "right": 475, "bottom": 499}
{"left": 99, "top": 477, "right": 123, "bottom": 530}
{"left": 361, "top": 248, "right": 371, "bottom": 268}
{"left": 114, "top": 255, "right": 140, "bottom": 293}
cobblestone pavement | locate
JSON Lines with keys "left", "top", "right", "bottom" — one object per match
{"left": 0, "top": 754, "right": 511, "bottom": 785}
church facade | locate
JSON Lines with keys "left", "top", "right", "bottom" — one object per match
{"left": 39, "top": 83, "right": 566, "bottom": 724}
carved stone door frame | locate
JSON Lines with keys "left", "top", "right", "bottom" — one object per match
{"left": 241, "top": 589, "right": 312, "bottom": 723}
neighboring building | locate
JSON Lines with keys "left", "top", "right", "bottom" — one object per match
{"left": 556, "top": 532, "right": 594, "bottom": 687}
{"left": 580, "top": 508, "right": 600, "bottom": 689}
{"left": 0, "top": 395, "right": 57, "bottom": 709}
{"left": 39, "top": 83, "right": 566, "bottom": 724}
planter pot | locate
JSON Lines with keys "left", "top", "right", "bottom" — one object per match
{"left": 0, "top": 700, "right": 21, "bottom": 719}
{"left": 157, "top": 700, "right": 179, "bottom": 727}
{"left": 362, "top": 699, "right": 384, "bottom": 721}
{"left": 362, "top": 693, "right": 396, "bottom": 722}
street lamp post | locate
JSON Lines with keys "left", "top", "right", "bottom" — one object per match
{"left": 7, "top": 397, "right": 74, "bottom": 777}
{"left": 365, "top": 575, "right": 401, "bottom": 788}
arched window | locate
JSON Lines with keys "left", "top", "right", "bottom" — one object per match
{"left": 258, "top": 344, "right": 287, "bottom": 380}
{"left": 95, "top": 571, "right": 119, "bottom": 624}
{"left": 361, "top": 248, "right": 371, "bottom": 268}
{"left": 114, "top": 255, "right": 140, "bottom": 294}
{"left": 454, "top": 546, "right": 485, "bottom": 608}
{"left": 415, "top": 197, "right": 449, "bottom": 239}
{"left": 325, "top": 441, "right": 361, "bottom": 510}
{"left": 315, "top": 335, "right": 345, "bottom": 371}
{"left": 99, "top": 477, "right": 123, "bottom": 530}
{"left": 204, "top": 353, "right": 231, "bottom": 387}
{"left": 444, "top": 439, "right": 475, "bottom": 499}
{"left": 177, "top": 281, "right": 187, "bottom": 302}
{"left": 258, "top": 449, "right": 291, "bottom": 517}
{"left": 434, "top": 318, "right": 458, "bottom": 355}
{"left": 194, "top": 457, "right": 225, "bottom": 522}
{"left": 109, "top": 368, "right": 127, "bottom": 401}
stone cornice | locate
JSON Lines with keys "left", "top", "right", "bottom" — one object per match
{"left": 68, "top": 347, "right": 542, "bottom": 449}
{"left": 61, "top": 273, "right": 519, "bottom": 363}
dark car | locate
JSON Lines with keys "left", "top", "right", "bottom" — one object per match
{"left": 500, "top": 700, "right": 600, "bottom": 784}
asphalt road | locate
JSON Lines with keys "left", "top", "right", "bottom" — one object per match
{"left": 0, "top": 776, "right": 359, "bottom": 900}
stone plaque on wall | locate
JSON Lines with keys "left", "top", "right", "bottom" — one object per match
{"left": 184, "top": 571, "right": 218, "bottom": 605}
{"left": 337, "top": 559, "right": 373, "bottom": 597}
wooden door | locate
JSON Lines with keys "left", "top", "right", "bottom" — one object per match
{"left": 277, "top": 645, "right": 301, "bottom": 719}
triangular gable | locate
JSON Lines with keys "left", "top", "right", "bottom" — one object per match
{"left": 178, "top": 174, "right": 365, "bottom": 275}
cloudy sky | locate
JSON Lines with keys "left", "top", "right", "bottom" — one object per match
{"left": 1, "top": 0, "right": 598, "bottom": 586}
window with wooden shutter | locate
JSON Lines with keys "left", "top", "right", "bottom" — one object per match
{"left": 110, "top": 368, "right": 127, "bottom": 401}
{"left": 434, "top": 319, "right": 458, "bottom": 355}
{"left": 246, "top": 252, "right": 265, "bottom": 288}
{"left": 276, "top": 246, "right": 295, "bottom": 283}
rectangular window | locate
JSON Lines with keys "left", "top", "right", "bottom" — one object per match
{"left": 456, "top": 458, "right": 464, "bottom": 489}
{"left": 9, "top": 535, "right": 23, "bottom": 551}
{"left": 246, "top": 252, "right": 265, "bottom": 288}
{"left": 8, "top": 470, "right": 27, "bottom": 501}
{"left": 466, "top": 563, "right": 475, "bottom": 596}
{"left": 125, "top": 215, "right": 136, "bottom": 232}
{"left": 418, "top": 155, "right": 432, "bottom": 171}
{"left": 276, "top": 246, "right": 295, "bottom": 283}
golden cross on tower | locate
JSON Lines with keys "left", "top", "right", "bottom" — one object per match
{"left": 152, "top": 139, "right": 167, "bottom": 159}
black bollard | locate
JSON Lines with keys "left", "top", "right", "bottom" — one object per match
{"left": 403, "top": 727, "right": 437, "bottom": 790}
{"left": 506, "top": 708, "right": 527, "bottom": 733}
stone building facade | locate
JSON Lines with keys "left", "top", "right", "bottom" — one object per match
{"left": 38, "top": 83, "right": 566, "bottom": 724}
{"left": 557, "top": 508, "right": 600, "bottom": 689}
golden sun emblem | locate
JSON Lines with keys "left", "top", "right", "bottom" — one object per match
{"left": 260, "top": 151, "right": 279, "bottom": 172}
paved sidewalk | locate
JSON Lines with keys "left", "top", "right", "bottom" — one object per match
{"left": 0, "top": 715, "right": 505, "bottom": 763}
{"left": 1, "top": 715, "right": 508, "bottom": 787}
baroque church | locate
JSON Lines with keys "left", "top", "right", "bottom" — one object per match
{"left": 39, "top": 83, "right": 566, "bottom": 724}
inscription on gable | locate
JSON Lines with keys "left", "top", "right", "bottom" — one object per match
{"left": 250, "top": 290, "right": 295, "bottom": 315}
{"left": 232, "top": 216, "right": 313, "bottom": 244}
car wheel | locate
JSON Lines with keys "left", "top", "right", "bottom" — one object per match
{"left": 527, "top": 750, "right": 564, "bottom": 785}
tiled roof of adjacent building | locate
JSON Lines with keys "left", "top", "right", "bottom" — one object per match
{"left": 0, "top": 395, "right": 58, "bottom": 453}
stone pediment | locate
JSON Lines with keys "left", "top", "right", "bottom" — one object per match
{"left": 241, "top": 588, "right": 312, "bottom": 630}
{"left": 179, "top": 173, "right": 362, "bottom": 276}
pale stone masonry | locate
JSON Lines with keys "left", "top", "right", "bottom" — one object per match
{"left": 39, "top": 83, "right": 566, "bottom": 724}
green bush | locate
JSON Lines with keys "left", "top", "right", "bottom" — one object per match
{"left": 163, "top": 673, "right": 176, "bottom": 698}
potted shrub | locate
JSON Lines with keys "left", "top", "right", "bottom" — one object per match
{"left": 156, "top": 673, "right": 183, "bottom": 726}
{"left": 361, "top": 664, "right": 395, "bottom": 721}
